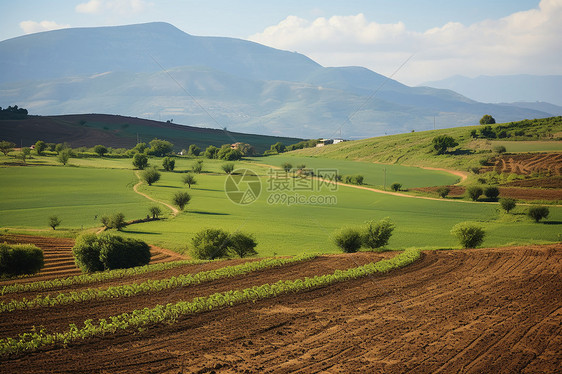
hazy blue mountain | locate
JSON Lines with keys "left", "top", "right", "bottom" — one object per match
{"left": 0, "top": 23, "right": 554, "bottom": 139}
{"left": 422, "top": 75, "right": 562, "bottom": 107}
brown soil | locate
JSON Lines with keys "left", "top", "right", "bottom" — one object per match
{"left": 1, "top": 244, "right": 561, "bottom": 373}
{"left": 483, "top": 152, "right": 562, "bottom": 176}
{"left": 412, "top": 185, "right": 562, "bottom": 201}
{"left": 0, "top": 235, "right": 186, "bottom": 285}
{"left": 502, "top": 176, "right": 562, "bottom": 189}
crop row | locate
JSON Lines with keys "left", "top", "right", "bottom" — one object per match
{"left": 0, "top": 254, "right": 318, "bottom": 312}
{"left": 0, "top": 258, "right": 209, "bottom": 296}
{"left": 0, "top": 248, "right": 420, "bottom": 355}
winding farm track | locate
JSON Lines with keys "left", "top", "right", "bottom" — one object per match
{"left": 133, "top": 170, "right": 180, "bottom": 216}
{"left": 1, "top": 243, "right": 561, "bottom": 373}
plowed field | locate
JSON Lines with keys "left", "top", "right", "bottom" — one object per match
{"left": 1, "top": 243, "right": 560, "bottom": 373}
{"left": 486, "top": 152, "right": 562, "bottom": 176}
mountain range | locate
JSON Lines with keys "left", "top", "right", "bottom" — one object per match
{"left": 0, "top": 22, "right": 558, "bottom": 139}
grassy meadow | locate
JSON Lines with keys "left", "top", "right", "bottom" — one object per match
{"left": 1, "top": 152, "right": 560, "bottom": 256}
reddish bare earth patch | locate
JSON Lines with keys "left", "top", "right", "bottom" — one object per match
{"left": 1, "top": 244, "right": 561, "bottom": 373}
{"left": 484, "top": 152, "right": 562, "bottom": 176}
{"left": 0, "top": 235, "right": 186, "bottom": 284}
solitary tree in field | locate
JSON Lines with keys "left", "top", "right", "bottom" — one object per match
{"left": 436, "top": 187, "right": 450, "bottom": 198}
{"left": 480, "top": 114, "right": 496, "bottom": 125}
{"left": 0, "top": 140, "right": 15, "bottom": 156}
{"left": 528, "top": 206, "right": 549, "bottom": 222}
{"left": 141, "top": 167, "right": 161, "bottom": 186}
{"left": 149, "top": 206, "right": 162, "bottom": 219}
{"left": 390, "top": 183, "right": 402, "bottom": 192}
{"left": 222, "top": 163, "right": 235, "bottom": 174}
{"left": 432, "top": 135, "right": 458, "bottom": 155}
{"left": 451, "top": 222, "right": 485, "bottom": 248}
{"left": 499, "top": 198, "right": 516, "bottom": 213}
{"left": 466, "top": 186, "right": 483, "bottom": 201}
{"left": 57, "top": 149, "right": 71, "bottom": 165}
{"left": 35, "top": 140, "right": 47, "bottom": 155}
{"left": 19, "top": 148, "right": 31, "bottom": 164}
{"left": 484, "top": 186, "right": 500, "bottom": 201}
{"left": 182, "top": 173, "right": 197, "bottom": 188}
{"left": 132, "top": 153, "right": 148, "bottom": 170}
{"left": 173, "top": 191, "right": 191, "bottom": 211}
{"left": 192, "top": 159, "right": 203, "bottom": 173}
{"left": 282, "top": 162, "right": 292, "bottom": 173}
{"left": 93, "top": 145, "right": 108, "bottom": 157}
{"left": 48, "top": 216, "right": 61, "bottom": 230}
{"left": 162, "top": 157, "right": 175, "bottom": 171}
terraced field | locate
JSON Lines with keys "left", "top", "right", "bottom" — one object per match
{"left": 0, "top": 239, "right": 560, "bottom": 373}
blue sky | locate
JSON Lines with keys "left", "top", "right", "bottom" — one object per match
{"left": 1, "top": 0, "right": 560, "bottom": 85}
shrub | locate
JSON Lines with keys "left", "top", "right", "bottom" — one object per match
{"left": 57, "top": 149, "right": 71, "bottom": 165}
{"left": 466, "top": 186, "right": 483, "bottom": 201}
{"left": 493, "top": 145, "right": 507, "bottom": 154}
{"left": 188, "top": 144, "right": 201, "bottom": 156}
{"left": 35, "top": 140, "right": 47, "bottom": 155}
{"left": 93, "top": 145, "right": 108, "bottom": 157}
{"left": 436, "top": 187, "right": 450, "bottom": 198}
{"left": 528, "top": 206, "right": 549, "bottom": 222}
{"left": 363, "top": 218, "right": 395, "bottom": 251}
{"left": 451, "top": 222, "right": 485, "bottom": 248}
{"left": 480, "top": 114, "right": 496, "bottom": 125}
{"left": 282, "top": 162, "right": 292, "bottom": 173}
{"left": 204, "top": 145, "right": 219, "bottom": 159}
{"left": 333, "top": 227, "right": 363, "bottom": 253}
{"left": 190, "top": 228, "right": 230, "bottom": 259}
{"left": 173, "top": 191, "right": 191, "bottom": 210}
{"left": 141, "top": 167, "right": 161, "bottom": 186}
{"left": 100, "top": 212, "right": 127, "bottom": 230}
{"left": 227, "top": 232, "right": 258, "bottom": 258}
{"left": 162, "top": 157, "right": 175, "bottom": 171}
{"left": 182, "top": 173, "right": 196, "bottom": 188}
{"left": 432, "top": 135, "right": 458, "bottom": 154}
{"left": 48, "top": 215, "right": 61, "bottom": 230}
{"left": 149, "top": 206, "right": 162, "bottom": 219}
{"left": 132, "top": 153, "right": 148, "bottom": 170}
{"left": 499, "top": 198, "right": 516, "bottom": 213}
{"left": 0, "top": 243, "right": 44, "bottom": 277}
{"left": 222, "top": 163, "right": 235, "bottom": 174}
{"left": 73, "top": 234, "right": 151, "bottom": 272}
{"left": 390, "top": 183, "right": 401, "bottom": 192}
{"left": 345, "top": 175, "right": 364, "bottom": 185}
{"left": 484, "top": 186, "right": 500, "bottom": 201}
{"left": 192, "top": 160, "right": 203, "bottom": 173}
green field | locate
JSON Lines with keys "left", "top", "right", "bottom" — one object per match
{"left": 1, "top": 154, "right": 560, "bottom": 256}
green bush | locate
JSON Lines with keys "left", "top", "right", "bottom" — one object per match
{"left": 149, "top": 206, "right": 162, "bottom": 219}
{"left": 173, "top": 191, "right": 191, "bottom": 210}
{"left": 493, "top": 145, "right": 507, "bottom": 154}
{"left": 332, "top": 227, "right": 363, "bottom": 253}
{"left": 162, "top": 157, "right": 175, "bottom": 171}
{"left": 282, "top": 162, "right": 292, "bottom": 173}
{"left": 466, "top": 186, "right": 483, "bottom": 201}
{"left": 436, "top": 186, "right": 450, "bottom": 198}
{"left": 192, "top": 160, "right": 203, "bottom": 173}
{"left": 499, "top": 198, "right": 516, "bottom": 213}
{"left": 141, "top": 167, "right": 161, "bottom": 186}
{"left": 451, "top": 222, "right": 485, "bottom": 248}
{"left": 132, "top": 153, "right": 148, "bottom": 169}
{"left": 72, "top": 234, "right": 151, "bottom": 272}
{"left": 190, "top": 228, "right": 230, "bottom": 259}
{"left": 48, "top": 215, "right": 61, "bottom": 230}
{"left": 0, "top": 243, "right": 44, "bottom": 277}
{"left": 390, "top": 183, "right": 401, "bottom": 192}
{"left": 222, "top": 163, "right": 235, "bottom": 174}
{"left": 484, "top": 186, "right": 500, "bottom": 200}
{"left": 100, "top": 212, "right": 127, "bottom": 230}
{"left": 363, "top": 218, "right": 394, "bottom": 251}
{"left": 227, "top": 232, "right": 258, "bottom": 258}
{"left": 182, "top": 173, "right": 196, "bottom": 188}
{"left": 528, "top": 206, "right": 549, "bottom": 222}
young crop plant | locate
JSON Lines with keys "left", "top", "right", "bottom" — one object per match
{"left": 363, "top": 218, "right": 395, "bottom": 251}
{"left": 451, "top": 222, "right": 485, "bottom": 248}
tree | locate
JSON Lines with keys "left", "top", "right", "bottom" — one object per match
{"left": 227, "top": 232, "right": 258, "bottom": 257}
{"left": 149, "top": 206, "right": 162, "bottom": 219}
{"left": 217, "top": 144, "right": 242, "bottom": 160}
{"left": 192, "top": 159, "right": 203, "bottom": 173}
{"left": 148, "top": 138, "right": 174, "bottom": 157}
{"left": 0, "top": 243, "right": 44, "bottom": 277}
{"left": 173, "top": 191, "right": 191, "bottom": 210}
{"left": 188, "top": 144, "right": 201, "bottom": 156}
{"left": 499, "top": 198, "right": 516, "bottom": 213}
{"left": 19, "top": 148, "right": 31, "bottom": 164}
{"left": 132, "top": 153, "right": 148, "bottom": 170}
{"left": 390, "top": 183, "right": 402, "bottom": 192}
{"left": 182, "top": 173, "right": 197, "bottom": 188}
{"left": 190, "top": 228, "right": 230, "bottom": 259}
{"left": 270, "top": 142, "right": 286, "bottom": 154}
{"left": 204, "top": 145, "right": 219, "bottom": 159}
{"left": 0, "top": 140, "right": 16, "bottom": 156}
{"left": 141, "top": 167, "right": 161, "bottom": 186}
{"left": 451, "top": 222, "right": 485, "bottom": 248}
{"left": 432, "top": 135, "right": 458, "bottom": 155}
{"left": 528, "top": 206, "right": 549, "bottom": 222}
{"left": 57, "top": 149, "right": 71, "bottom": 165}
{"left": 282, "top": 162, "right": 292, "bottom": 173}
{"left": 100, "top": 212, "right": 127, "bottom": 230}
{"left": 92, "top": 145, "right": 107, "bottom": 157}
{"left": 480, "top": 114, "right": 496, "bottom": 125}
{"left": 466, "top": 186, "right": 483, "bottom": 201}
{"left": 222, "top": 163, "right": 235, "bottom": 174}
{"left": 484, "top": 186, "right": 500, "bottom": 201}
{"left": 162, "top": 157, "right": 175, "bottom": 171}
{"left": 363, "top": 218, "right": 394, "bottom": 251}
{"left": 493, "top": 145, "right": 507, "bottom": 154}
{"left": 35, "top": 140, "right": 47, "bottom": 156}
{"left": 48, "top": 216, "right": 61, "bottom": 230}
{"left": 436, "top": 187, "right": 450, "bottom": 198}
{"left": 235, "top": 143, "right": 255, "bottom": 156}
{"left": 131, "top": 142, "right": 148, "bottom": 154}
{"left": 333, "top": 227, "right": 363, "bottom": 253}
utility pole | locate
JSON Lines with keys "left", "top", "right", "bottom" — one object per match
{"left": 383, "top": 167, "right": 387, "bottom": 191}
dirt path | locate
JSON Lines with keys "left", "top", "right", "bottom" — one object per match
{"left": 133, "top": 170, "right": 179, "bottom": 216}
{"left": 2, "top": 244, "right": 560, "bottom": 373}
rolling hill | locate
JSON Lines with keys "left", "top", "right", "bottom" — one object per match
{"left": 0, "top": 22, "right": 554, "bottom": 139}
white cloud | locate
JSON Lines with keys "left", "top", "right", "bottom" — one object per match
{"left": 249, "top": 0, "right": 562, "bottom": 85}
{"left": 19, "top": 21, "right": 70, "bottom": 34}
{"left": 76, "top": 0, "right": 149, "bottom": 15}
